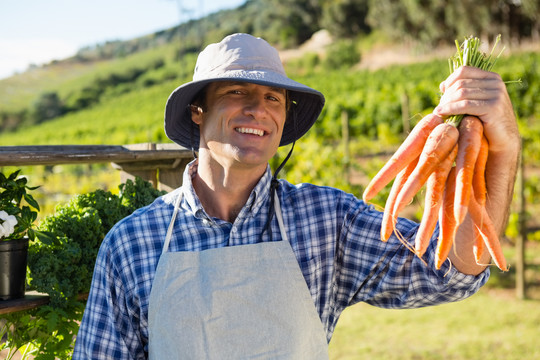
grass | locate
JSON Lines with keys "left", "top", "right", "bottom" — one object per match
{"left": 328, "top": 286, "right": 540, "bottom": 360}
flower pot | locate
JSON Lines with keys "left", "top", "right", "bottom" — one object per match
{"left": 0, "top": 237, "right": 29, "bottom": 300}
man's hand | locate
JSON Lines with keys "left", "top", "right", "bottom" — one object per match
{"left": 434, "top": 66, "right": 520, "bottom": 275}
{"left": 435, "top": 66, "right": 519, "bottom": 153}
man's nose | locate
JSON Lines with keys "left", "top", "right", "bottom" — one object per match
{"left": 243, "top": 95, "right": 267, "bottom": 117}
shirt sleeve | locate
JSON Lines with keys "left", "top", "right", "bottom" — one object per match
{"left": 73, "top": 230, "right": 148, "bottom": 360}
{"left": 334, "top": 203, "right": 490, "bottom": 310}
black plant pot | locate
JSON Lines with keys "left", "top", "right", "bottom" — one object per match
{"left": 0, "top": 237, "right": 29, "bottom": 300}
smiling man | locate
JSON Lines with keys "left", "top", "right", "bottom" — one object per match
{"left": 74, "top": 33, "right": 520, "bottom": 359}
{"left": 190, "top": 81, "right": 288, "bottom": 221}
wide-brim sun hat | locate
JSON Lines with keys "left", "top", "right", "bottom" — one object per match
{"left": 164, "top": 33, "right": 325, "bottom": 149}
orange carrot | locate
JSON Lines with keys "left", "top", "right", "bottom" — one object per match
{"left": 473, "top": 134, "right": 489, "bottom": 207}
{"left": 415, "top": 145, "right": 458, "bottom": 257}
{"left": 472, "top": 224, "right": 484, "bottom": 263}
{"left": 468, "top": 193, "right": 508, "bottom": 271}
{"left": 435, "top": 167, "right": 458, "bottom": 269}
{"left": 471, "top": 135, "right": 488, "bottom": 263}
{"left": 392, "top": 122, "right": 460, "bottom": 219}
{"left": 363, "top": 114, "right": 443, "bottom": 202}
{"left": 454, "top": 116, "right": 484, "bottom": 225}
{"left": 381, "top": 157, "right": 420, "bottom": 241}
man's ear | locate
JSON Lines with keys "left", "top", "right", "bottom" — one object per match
{"left": 190, "top": 104, "right": 204, "bottom": 125}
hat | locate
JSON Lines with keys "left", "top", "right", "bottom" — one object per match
{"left": 164, "top": 33, "right": 325, "bottom": 149}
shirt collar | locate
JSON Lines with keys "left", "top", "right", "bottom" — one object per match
{"left": 180, "top": 159, "right": 273, "bottom": 222}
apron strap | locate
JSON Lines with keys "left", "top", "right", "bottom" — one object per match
{"left": 273, "top": 191, "right": 289, "bottom": 243}
{"left": 163, "top": 186, "right": 289, "bottom": 255}
{"left": 163, "top": 190, "right": 183, "bottom": 254}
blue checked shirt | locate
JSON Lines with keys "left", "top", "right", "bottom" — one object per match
{"left": 73, "top": 161, "right": 489, "bottom": 359}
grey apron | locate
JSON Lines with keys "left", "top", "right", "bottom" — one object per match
{"left": 148, "top": 189, "right": 329, "bottom": 359}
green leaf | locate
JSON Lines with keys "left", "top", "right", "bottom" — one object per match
{"left": 33, "top": 230, "right": 58, "bottom": 246}
{"left": 24, "top": 194, "right": 40, "bottom": 211}
{"left": 7, "top": 170, "right": 21, "bottom": 181}
{"left": 46, "top": 311, "right": 59, "bottom": 334}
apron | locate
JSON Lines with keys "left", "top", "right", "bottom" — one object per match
{"left": 148, "top": 189, "right": 329, "bottom": 359}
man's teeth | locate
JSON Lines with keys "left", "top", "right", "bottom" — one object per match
{"left": 236, "top": 127, "right": 264, "bottom": 136}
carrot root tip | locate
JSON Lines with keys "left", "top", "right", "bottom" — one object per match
{"left": 454, "top": 205, "right": 468, "bottom": 225}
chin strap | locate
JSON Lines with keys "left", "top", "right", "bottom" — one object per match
{"left": 188, "top": 104, "right": 199, "bottom": 159}
{"left": 260, "top": 108, "right": 297, "bottom": 242}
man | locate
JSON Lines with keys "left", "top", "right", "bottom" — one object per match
{"left": 73, "top": 33, "right": 519, "bottom": 359}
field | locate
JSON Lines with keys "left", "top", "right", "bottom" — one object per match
{"left": 329, "top": 287, "right": 540, "bottom": 360}
{"left": 326, "top": 239, "right": 540, "bottom": 359}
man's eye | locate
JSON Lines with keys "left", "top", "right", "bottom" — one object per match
{"left": 267, "top": 95, "right": 283, "bottom": 102}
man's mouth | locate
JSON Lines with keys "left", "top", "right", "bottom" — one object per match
{"left": 235, "top": 127, "right": 265, "bottom": 137}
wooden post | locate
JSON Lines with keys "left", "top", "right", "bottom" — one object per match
{"left": 157, "top": 158, "right": 192, "bottom": 192}
{"left": 111, "top": 143, "right": 193, "bottom": 192}
{"left": 516, "top": 138, "right": 526, "bottom": 300}
{"left": 114, "top": 143, "right": 159, "bottom": 188}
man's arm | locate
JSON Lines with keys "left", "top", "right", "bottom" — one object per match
{"left": 73, "top": 238, "right": 147, "bottom": 360}
{"left": 434, "top": 66, "right": 520, "bottom": 275}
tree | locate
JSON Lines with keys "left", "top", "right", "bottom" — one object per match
{"left": 366, "top": 0, "right": 413, "bottom": 42}
{"left": 253, "top": 0, "right": 323, "bottom": 47}
{"left": 321, "top": 0, "right": 371, "bottom": 38}
{"left": 33, "top": 92, "right": 64, "bottom": 123}
{"left": 512, "top": 0, "right": 540, "bottom": 42}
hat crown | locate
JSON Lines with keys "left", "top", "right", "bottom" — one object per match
{"left": 193, "top": 33, "right": 286, "bottom": 81}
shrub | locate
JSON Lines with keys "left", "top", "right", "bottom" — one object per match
{"left": 1, "top": 177, "right": 166, "bottom": 359}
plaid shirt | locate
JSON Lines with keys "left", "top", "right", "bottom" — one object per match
{"left": 73, "top": 161, "right": 489, "bottom": 360}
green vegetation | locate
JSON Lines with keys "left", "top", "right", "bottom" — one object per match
{"left": 2, "top": 46, "right": 540, "bottom": 236}
{"left": 0, "top": 169, "right": 40, "bottom": 241}
{"left": 1, "top": 0, "right": 538, "bottom": 132}
{"left": 30, "top": 177, "right": 166, "bottom": 306}
{"left": 329, "top": 286, "right": 540, "bottom": 359}
{"left": 1, "top": 177, "right": 165, "bottom": 359}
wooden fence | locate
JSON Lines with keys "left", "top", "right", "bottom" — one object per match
{"left": 0, "top": 143, "right": 193, "bottom": 192}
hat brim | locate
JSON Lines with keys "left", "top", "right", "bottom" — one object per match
{"left": 164, "top": 70, "right": 325, "bottom": 149}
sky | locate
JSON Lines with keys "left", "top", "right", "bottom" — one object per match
{"left": 0, "top": 0, "right": 245, "bottom": 79}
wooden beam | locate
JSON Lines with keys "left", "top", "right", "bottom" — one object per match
{"left": 0, "top": 292, "right": 89, "bottom": 315}
{"left": 0, "top": 292, "right": 49, "bottom": 315}
{"left": 0, "top": 144, "right": 192, "bottom": 166}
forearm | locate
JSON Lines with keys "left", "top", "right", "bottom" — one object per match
{"left": 485, "top": 144, "right": 521, "bottom": 231}
{"left": 450, "top": 139, "right": 520, "bottom": 275}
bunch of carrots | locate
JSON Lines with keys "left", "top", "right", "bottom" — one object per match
{"left": 362, "top": 35, "right": 509, "bottom": 271}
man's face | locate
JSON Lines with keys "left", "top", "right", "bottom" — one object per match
{"left": 193, "top": 81, "right": 287, "bottom": 170}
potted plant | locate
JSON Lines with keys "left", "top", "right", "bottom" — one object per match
{"left": 0, "top": 169, "right": 40, "bottom": 300}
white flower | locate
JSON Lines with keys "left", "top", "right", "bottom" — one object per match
{"left": 0, "top": 210, "right": 18, "bottom": 239}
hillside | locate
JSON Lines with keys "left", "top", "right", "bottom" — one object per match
{"left": 2, "top": 0, "right": 538, "bottom": 136}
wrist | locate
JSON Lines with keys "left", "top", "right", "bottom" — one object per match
{"left": 487, "top": 138, "right": 521, "bottom": 164}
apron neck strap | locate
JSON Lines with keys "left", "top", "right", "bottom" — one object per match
{"left": 273, "top": 189, "right": 289, "bottom": 243}
{"left": 163, "top": 190, "right": 183, "bottom": 253}
{"left": 163, "top": 184, "right": 289, "bottom": 255}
